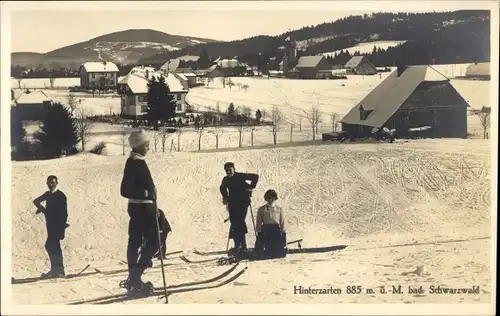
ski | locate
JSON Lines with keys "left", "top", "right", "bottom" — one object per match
{"left": 67, "top": 263, "right": 244, "bottom": 305}
{"left": 179, "top": 255, "right": 220, "bottom": 264}
{"left": 193, "top": 239, "right": 305, "bottom": 257}
{"left": 12, "top": 264, "right": 94, "bottom": 285}
{"left": 96, "top": 267, "right": 249, "bottom": 305}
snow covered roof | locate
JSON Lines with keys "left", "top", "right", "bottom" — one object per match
{"left": 345, "top": 56, "right": 374, "bottom": 69}
{"left": 15, "top": 90, "right": 51, "bottom": 104}
{"left": 217, "top": 59, "right": 246, "bottom": 68}
{"left": 465, "top": 62, "right": 490, "bottom": 77}
{"left": 119, "top": 71, "right": 187, "bottom": 94}
{"left": 341, "top": 66, "right": 456, "bottom": 128}
{"left": 81, "top": 61, "right": 119, "bottom": 73}
{"left": 160, "top": 55, "right": 200, "bottom": 71}
{"left": 129, "top": 66, "right": 156, "bottom": 76}
{"left": 296, "top": 56, "right": 324, "bottom": 68}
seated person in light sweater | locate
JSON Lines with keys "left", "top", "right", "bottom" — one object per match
{"left": 254, "top": 189, "right": 287, "bottom": 258}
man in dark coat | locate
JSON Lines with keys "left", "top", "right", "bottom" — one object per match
{"left": 33, "top": 175, "right": 69, "bottom": 278}
{"left": 119, "top": 129, "right": 159, "bottom": 295}
{"left": 219, "top": 162, "right": 259, "bottom": 254}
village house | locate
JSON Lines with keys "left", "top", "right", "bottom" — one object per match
{"left": 344, "top": 56, "right": 378, "bottom": 75}
{"left": 13, "top": 90, "right": 53, "bottom": 121}
{"left": 206, "top": 58, "right": 249, "bottom": 77}
{"left": 117, "top": 68, "right": 188, "bottom": 118}
{"left": 78, "top": 61, "right": 119, "bottom": 89}
{"left": 340, "top": 65, "right": 469, "bottom": 139}
{"left": 291, "top": 55, "right": 334, "bottom": 79}
{"left": 465, "top": 62, "right": 490, "bottom": 80}
{"left": 160, "top": 55, "right": 200, "bottom": 73}
{"left": 173, "top": 68, "right": 198, "bottom": 87}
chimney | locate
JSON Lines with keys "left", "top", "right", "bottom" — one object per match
{"left": 397, "top": 64, "right": 407, "bottom": 77}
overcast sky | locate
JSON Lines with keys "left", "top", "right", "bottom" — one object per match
{"left": 8, "top": 2, "right": 486, "bottom": 53}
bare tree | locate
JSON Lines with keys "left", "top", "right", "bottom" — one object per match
{"left": 121, "top": 131, "right": 127, "bottom": 155}
{"left": 160, "top": 128, "right": 169, "bottom": 152}
{"left": 289, "top": 123, "right": 294, "bottom": 142}
{"left": 49, "top": 77, "right": 55, "bottom": 89}
{"left": 227, "top": 79, "right": 235, "bottom": 89}
{"left": 176, "top": 128, "right": 183, "bottom": 152}
{"left": 304, "top": 106, "right": 322, "bottom": 140}
{"left": 237, "top": 125, "right": 245, "bottom": 148}
{"left": 67, "top": 93, "right": 78, "bottom": 114}
{"left": 236, "top": 82, "right": 242, "bottom": 91}
{"left": 250, "top": 125, "right": 255, "bottom": 146}
{"left": 152, "top": 130, "right": 160, "bottom": 152}
{"left": 74, "top": 107, "right": 94, "bottom": 152}
{"left": 271, "top": 106, "right": 282, "bottom": 145}
{"left": 476, "top": 106, "right": 491, "bottom": 139}
{"left": 220, "top": 77, "right": 226, "bottom": 88}
{"left": 196, "top": 125, "right": 205, "bottom": 151}
{"left": 241, "top": 84, "right": 249, "bottom": 92}
{"left": 330, "top": 112, "right": 338, "bottom": 132}
{"left": 17, "top": 78, "right": 22, "bottom": 89}
{"left": 210, "top": 125, "right": 223, "bottom": 150}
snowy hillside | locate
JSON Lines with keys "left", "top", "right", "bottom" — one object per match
{"left": 322, "top": 40, "right": 407, "bottom": 56}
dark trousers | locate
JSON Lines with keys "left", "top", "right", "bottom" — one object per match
{"left": 228, "top": 203, "right": 249, "bottom": 250}
{"left": 256, "top": 224, "right": 287, "bottom": 259}
{"left": 45, "top": 235, "right": 64, "bottom": 272}
{"left": 126, "top": 203, "right": 159, "bottom": 283}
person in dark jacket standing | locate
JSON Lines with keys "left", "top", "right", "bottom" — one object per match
{"left": 33, "top": 175, "right": 69, "bottom": 278}
{"left": 119, "top": 129, "right": 158, "bottom": 295}
{"left": 219, "top": 162, "right": 259, "bottom": 255}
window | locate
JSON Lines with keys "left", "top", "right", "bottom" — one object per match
{"left": 138, "top": 96, "right": 147, "bottom": 102}
{"left": 176, "top": 104, "right": 182, "bottom": 111}
{"left": 141, "top": 105, "right": 148, "bottom": 113}
{"left": 91, "top": 73, "right": 95, "bottom": 79}
{"left": 176, "top": 94, "right": 182, "bottom": 101}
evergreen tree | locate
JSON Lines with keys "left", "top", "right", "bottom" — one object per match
{"left": 34, "top": 102, "right": 79, "bottom": 158}
{"left": 227, "top": 102, "right": 236, "bottom": 118}
{"left": 10, "top": 106, "right": 26, "bottom": 149}
{"left": 198, "top": 48, "right": 210, "bottom": 69}
{"left": 146, "top": 75, "right": 177, "bottom": 130}
{"left": 255, "top": 109, "right": 262, "bottom": 125}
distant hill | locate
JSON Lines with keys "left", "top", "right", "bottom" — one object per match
{"left": 138, "top": 10, "right": 490, "bottom": 68}
{"left": 11, "top": 29, "right": 219, "bottom": 68}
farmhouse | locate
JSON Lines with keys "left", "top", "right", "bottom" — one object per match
{"left": 117, "top": 69, "right": 188, "bottom": 118}
{"left": 160, "top": 55, "right": 200, "bottom": 73}
{"left": 340, "top": 65, "right": 469, "bottom": 138}
{"left": 291, "top": 55, "right": 334, "bottom": 79}
{"left": 344, "top": 56, "right": 377, "bottom": 75}
{"left": 13, "top": 90, "right": 53, "bottom": 121}
{"left": 207, "top": 58, "right": 249, "bottom": 77}
{"left": 78, "top": 61, "right": 119, "bottom": 89}
{"left": 174, "top": 68, "right": 198, "bottom": 87}
{"left": 465, "top": 62, "right": 490, "bottom": 80}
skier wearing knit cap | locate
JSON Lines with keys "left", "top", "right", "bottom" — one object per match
{"left": 119, "top": 129, "right": 158, "bottom": 295}
{"left": 219, "top": 162, "right": 259, "bottom": 256}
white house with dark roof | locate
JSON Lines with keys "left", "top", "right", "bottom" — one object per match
{"left": 117, "top": 69, "right": 188, "bottom": 118}
{"left": 78, "top": 61, "right": 120, "bottom": 89}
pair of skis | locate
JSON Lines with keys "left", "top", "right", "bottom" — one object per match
{"left": 66, "top": 263, "right": 248, "bottom": 304}
{"left": 180, "top": 239, "right": 304, "bottom": 265}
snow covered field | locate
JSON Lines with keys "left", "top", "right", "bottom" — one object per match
{"left": 10, "top": 138, "right": 493, "bottom": 304}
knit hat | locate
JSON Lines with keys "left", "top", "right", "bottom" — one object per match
{"left": 128, "top": 129, "right": 151, "bottom": 149}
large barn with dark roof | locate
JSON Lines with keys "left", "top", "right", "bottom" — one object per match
{"left": 340, "top": 65, "right": 469, "bottom": 138}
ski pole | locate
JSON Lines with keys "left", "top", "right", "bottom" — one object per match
{"left": 154, "top": 206, "right": 169, "bottom": 304}
{"left": 248, "top": 202, "right": 257, "bottom": 238}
